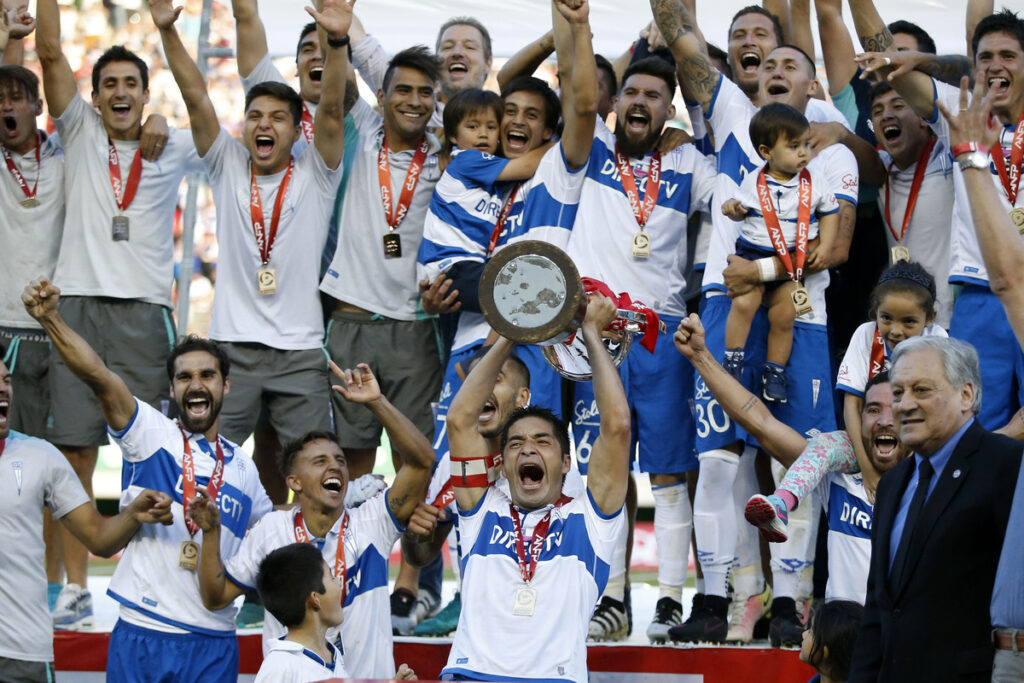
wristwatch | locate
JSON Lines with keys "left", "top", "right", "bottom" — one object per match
{"left": 956, "top": 150, "right": 990, "bottom": 171}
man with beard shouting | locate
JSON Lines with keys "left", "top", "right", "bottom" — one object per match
{"left": 22, "top": 279, "right": 273, "bottom": 682}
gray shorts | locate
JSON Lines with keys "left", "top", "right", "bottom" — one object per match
{"left": 48, "top": 296, "right": 176, "bottom": 448}
{"left": 215, "top": 342, "right": 333, "bottom": 448}
{"left": 0, "top": 655, "right": 53, "bottom": 683}
{"left": 326, "top": 311, "right": 443, "bottom": 449}
{"left": 0, "top": 327, "right": 51, "bottom": 438}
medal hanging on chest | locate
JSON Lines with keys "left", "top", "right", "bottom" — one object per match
{"left": 107, "top": 139, "right": 143, "bottom": 241}
{"left": 615, "top": 148, "right": 660, "bottom": 260}
{"left": 249, "top": 159, "right": 293, "bottom": 295}
{"left": 378, "top": 137, "right": 429, "bottom": 258}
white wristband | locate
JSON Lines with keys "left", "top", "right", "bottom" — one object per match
{"left": 756, "top": 257, "right": 778, "bottom": 282}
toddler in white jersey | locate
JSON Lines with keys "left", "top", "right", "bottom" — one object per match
{"left": 722, "top": 104, "right": 839, "bottom": 403}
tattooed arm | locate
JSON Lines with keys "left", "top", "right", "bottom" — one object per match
{"left": 649, "top": 0, "right": 721, "bottom": 113}
{"left": 674, "top": 314, "right": 807, "bottom": 467}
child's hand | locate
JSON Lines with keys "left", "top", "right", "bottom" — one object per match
{"left": 721, "top": 199, "right": 748, "bottom": 222}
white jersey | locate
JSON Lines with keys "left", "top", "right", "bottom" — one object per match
{"left": 0, "top": 135, "right": 64, "bottom": 329}
{"left": 52, "top": 94, "right": 202, "bottom": 307}
{"left": 204, "top": 129, "right": 341, "bottom": 349}
{"left": 734, "top": 159, "right": 839, "bottom": 250}
{"left": 254, "top": 638, "right": 347, "bottom": 683}
{"left": 565, "top": 118, "right": 716, "bottom": 315}
{"left": 240, "top": 54, "right": 317, "bottom": 159}
{"left": 320, "top": 116, "right": 442, "bottom": 320}
{"left": 444, "top": 488, "right": 624, "bottom": 682}
{"left": 0, "top": 432, "right": 90, "bottom": 662}
{"left": 930, "top": 80, "right": 1024, "bottom": 287}
{"left": 818, "top": 471, "right": 873, "bottom": 604}
{"left": 701, "top": 77, "right": 859, "bottom": 328}
{"left": 877, "top": 141, "right": 954, "bottom": 327}
{"left": 418, "top": 144, "right": 585, "bottom": 352}
{"left": 836, "top": 321, "right": 947, "bottom": 396}
{"left": 224, "top": 494, "right": 401, "bottom": 678}
{"left": 108, "top": 399, "right": 272, "bottom": 635}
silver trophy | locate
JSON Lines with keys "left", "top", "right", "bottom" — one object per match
{"left": 479, "top": 241, "right": 658, "bottom": 381}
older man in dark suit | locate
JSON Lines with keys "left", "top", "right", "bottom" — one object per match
{"left": 849, "top": 336, "right": 1023, "bottom": 682}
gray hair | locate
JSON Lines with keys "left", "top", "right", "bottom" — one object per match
{"left": 890, "top": 336, "right": 982, "bottom": 414}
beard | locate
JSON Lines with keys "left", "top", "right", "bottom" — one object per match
{"left": 177, "top": 392, "right": 221, "bottom": 435}
{"left": 614, "top": 118, "right": 661, "bottom": 159}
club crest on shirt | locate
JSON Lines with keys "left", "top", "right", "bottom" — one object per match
{"left": 12, "top": 461, "right": 23, "bottom": 495}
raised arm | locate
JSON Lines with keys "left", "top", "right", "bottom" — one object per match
{"left": 787, "top": 0, "right": 816, "bottom": 64}
{"left": 34, "top": 0, "right": 77, "bottom": 117}
{"left": 939, "top": 78, "right": 1024, "bottom": 349}
{"left": 448, "top": 337, "right": 518, "bottom": 511}
{"left": 306, "top": 0, "right": 351, "bottom": 170}
{"left": 0, "top": 4, "right": 34, "bottom": 65}
{"left": 553, "top": 0, "right": 597, "bottom": 170}
{"left": 965, "top": 0, "right": 992, "bottom": 59}
{"left": 329, "top": 362, "right": 432, "bottom": 524}
{"left": 674, "top": 314, "right": 806, "bottom": 466}
{"left": 62, "top": 489, "right": 173, "bottom": 557}
{"left": 229, "top": 0, "right": 269, "bottom": 79}
{"left": 149, "top": 0, "right": 219, "bottom": 155}
{"left": 815, "top": 0, "right": 857, "bottom": 96}
{"left": 581, "top": 294, "right": 631, "bottom": 515}
{"left": 23, "top": 280, "right": 136, "bottom": 431}
{"left": 496, "top": 30, "right": 554, "bottom": 92}
{"left": 649, "top": 0, "right": 721, "bottom": 113}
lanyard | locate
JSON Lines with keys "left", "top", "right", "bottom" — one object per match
{"left": 869, "top": 324, "right": 887, "bottom": 381}
{"left": 757, "top": 167, "right": 811, "bottom": 282}
{"left": 107, "top": 138, "right": 143, "bottom": 212}
{"left": 378, "top": 137, "right": 429, "bottom": 229}
{"left": 294, "top": 510, "right": 350, "bottom": 605}
{"left": 249, "top": 159, "right": 294, "bottom": 265}
{"left": 615, "top": 148, "right": 661, "bottom": 229}
{"left": 301, "top": 103, "right": 314, "bottom": 144}
{"left": 179, "top": 426, "right": 226, "bottom": 538}
{"left": 487, "top": 183, "right": 522, "bottom": 256}
{"left": 884, "top": 135, "right": 936, "bottom": 243}
{"left": 508, "top": 495, "right": 572, "bottom": 585}
{"left": 992, "top": 109, "right": 1024, "bottom": 206}
{"left": 2, "top": 132, "right": 42, "bottom": 201}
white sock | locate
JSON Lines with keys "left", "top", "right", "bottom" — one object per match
{"left": 694, "top": 450, "right": 739, "bottom": 598}
{"left": 653, "top": 480, "right": 690, "bottom": 603}
{"left": 602, "top": 515, "right": 628, "bottom": 602}
{"left": 769, "top": 461, "right": 817, "bottom": 600}
{"left": 695, "top": 577, "right": 705, "bottom": 594}
{"left": 731, "top": 449, "right": 764, "bottom": 596}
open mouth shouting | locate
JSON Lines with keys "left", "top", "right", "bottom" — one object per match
{"left": 624, "top": 107, "right": 651, "bottom": 135}
{"left": 183, "top": 391, "right": 212, "bottom": 425}
{"left": 447, "top": 59, "right": 469, "bottom": 81}
{"left": 517, "top": 459, "right": 546, "bottom": 493}
{"left": 309, "top": 66, "right": 324, "bottom": 83}
{"left": 987, "top": 75, "right": 1011, "bottom": 100}
{"left": 503, "top": 127, "right": 529, "bottom": 154}
{"left": 110, "top": 101, "right": 132, "bottom": 120}
{"left": 2, "top": 115, "right": 18, "bottom": 140}
{"left": 254, "top": 135, "right": 276, "bottom": 160}
{"left": 321, "top": 474, "right": 345, "bottom": 499}
{"left": 765, "top": 80, "right": 790, "bottom": 98}
{"left": 478, "top": 398, "right": 497, "bottom": 426}
{"left": 739, "top": 51, "right": 761, "bottom": 75}
{"left": 872, "top": 429, "right": 900, "bottom": 465}
{"left": 881, "top": 122, "right": 902, "bottom": 146}
{"left": 0, "top": 396, "right": 9, "bottom": 434}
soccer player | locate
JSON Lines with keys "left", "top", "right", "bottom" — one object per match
{"left": 151, "top": 0, "right": 350, "bottom": 501}
{"left": 35, "top": 0, "right": 200, "bottom": 623}
{"left": 23, "top": 279, "right": 273, "bottom": 682}
{"left": 0, "top": 351, "right": 173, "bottom": 683}
{"left": 440, "top": 292, "right": 628, "bottom": 681}
{"left": 188, "top": 363, "right": 434, "bottom": 679}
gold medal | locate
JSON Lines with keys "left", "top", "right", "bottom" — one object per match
{"left": 890, "top": 245, "right": 911, "bottom": 264}
{"left": 632, "top": 231, "right": 650, "bottom": 259}
{"left": 1011, "top": 207, "right": 1024, "bottom": 235}
{"left": 19, "top": 197, "right": 40, "bottom": 208}
{"left": 382, "top": 232, "right": 402, "bottom": 258}
{"left": 512, "top": 585, "right": 537, "bottom": 616}
{"left": 257, "top": 266, "right": 277, "bottom": 295}
{"left": 179, "top": 540, "right": 199, "bottom": 571}
{"left": 791, "top": 284, "right": 813, "bottom": 316}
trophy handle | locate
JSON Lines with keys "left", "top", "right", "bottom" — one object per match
{"left": 539, "top": 308, "right": 651, "bottom": 382}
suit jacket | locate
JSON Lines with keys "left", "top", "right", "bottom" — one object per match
{"left": 849, "top": 420, "right": 1023, "bottom": 682}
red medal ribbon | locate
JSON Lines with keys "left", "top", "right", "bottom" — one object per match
{"left": 615, "top": 148, "right": 660, "bottom": 229}
{"left": 293, "top": 510, "right": 349, "bottom": 605}
{"left": 884, "top": 135, "right": 936, "bottom": 243}
{"left": 108, "top": 138, "right": 143, "bottom": 212}
{"left": 509, "top": 495, "right": 572, "bottom": 584}
{"left": 0, "top": 437, "right": 5, "bottom": 459}
{"left": 179, "top": 426, "right": 226, "bottom": 538}
{"left": 378, "top": 137, "right": 429, "bottom": 229}
{"left": 757, "top": 167, "right": 811, "bottom": 282}
{"left": 869, "top": 324, "right": 887, "bottom": 381}
{"left": 487, "top": 183, "right": 522, "bottom": 256}
{"left": 992, "top": 109, "right": 1024, "bottom": 206}
{"left": 249, "top": 159, "right": 294, "bottom": 265}
{"left": 431, "top": 480, "right": 456, "bottom": 509}
{"left": 2, "top": 132, "right": 42, "bottom": 202}
{"left": 300, "top": 103, "right": 315, "bottom": 144}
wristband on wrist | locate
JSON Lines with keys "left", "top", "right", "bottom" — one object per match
{"left": 450, "top": 452, "right": 503, "bottom": 488}
{"left": 327, "top": 34, "right": 350, "bottom": 49}
{"left": 950, "top": 141, "right": 982, "bottom": 158}
{"left": 755, "top": 257, "right": 779, "bottom": 282}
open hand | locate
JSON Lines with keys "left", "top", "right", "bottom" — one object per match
{"left": 936, "top": 75, "right": 999, "bottom": 151}
{"left": 306, "top": 0, "right": 355, "bottom": 41}
{"left": 147, "top": 0, "right": 182, "bottom": 30}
